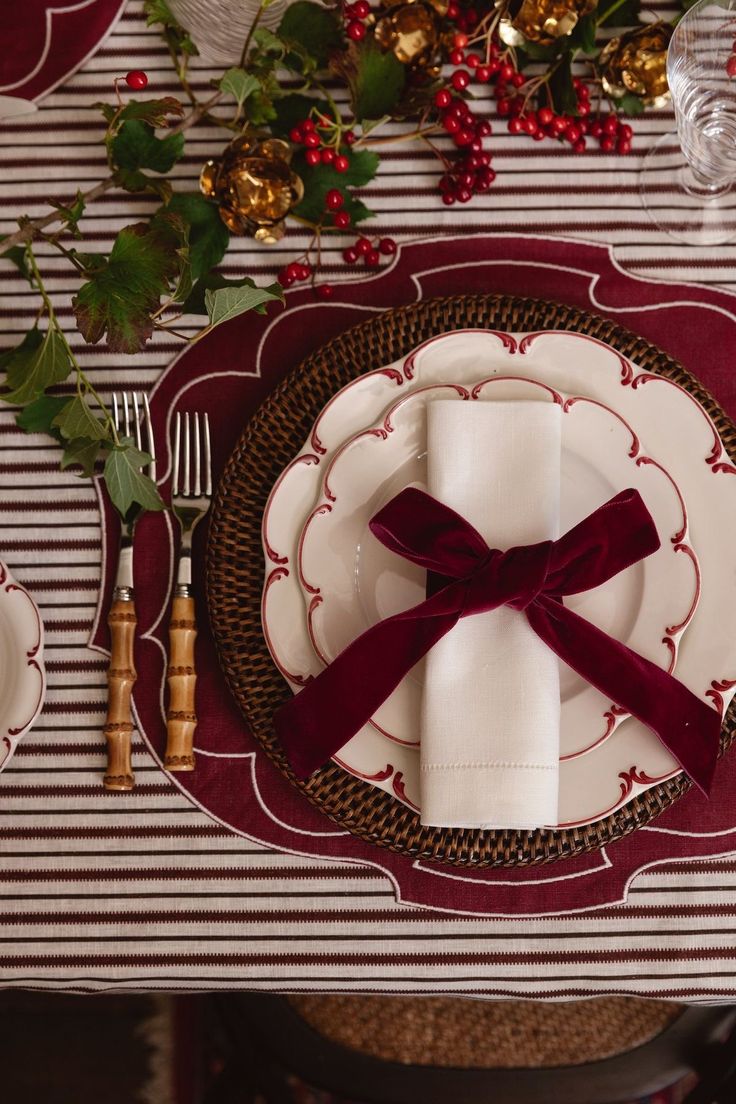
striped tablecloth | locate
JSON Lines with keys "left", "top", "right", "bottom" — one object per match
{"left": 3, "top": 0, "right": 736, "bottom": 999}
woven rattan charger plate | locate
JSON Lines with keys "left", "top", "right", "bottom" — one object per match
{"left": 206, "top": 295, "right": 736, "bottom": 868}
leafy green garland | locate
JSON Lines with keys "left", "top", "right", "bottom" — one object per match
{"left": 0, "top": 0, "right": 679, "bottom": 517}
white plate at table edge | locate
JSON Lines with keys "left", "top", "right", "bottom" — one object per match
{"left": 0, "top": 561, "right": 45, "bottom": 773}
{"left": 262, "top": 329, "right": 734, "bottom": 827}
{"left": 296, "top": 375, "right": 699, "bottom": 760}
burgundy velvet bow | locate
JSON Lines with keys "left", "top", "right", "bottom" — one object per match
{"left": 275, "top": 487, "right": 721, "bottom": 795}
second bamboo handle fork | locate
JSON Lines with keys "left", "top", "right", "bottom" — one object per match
{"left": 165, "top": 594, "right": 197, "bottom": 770}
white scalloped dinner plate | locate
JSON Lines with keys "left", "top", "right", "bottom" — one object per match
{"left": 297, "top": 377, "right": 698, "bottom": 760}
{"left": 262, "top": 330, "right": 736, "bottom": 827}
{"left": 0, "top": 562, "right": 45, "bottom": 773}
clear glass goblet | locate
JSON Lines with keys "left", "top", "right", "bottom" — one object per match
{"left": 640, "top": 0, "right": 736, "bottom": 245}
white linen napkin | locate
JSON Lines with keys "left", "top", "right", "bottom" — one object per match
{"left": 419, "top": 400, "right": 562, "bottom": 829}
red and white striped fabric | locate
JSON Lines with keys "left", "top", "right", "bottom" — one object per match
{"left": 3, "top": 0, "right": 736, "bottom": 1000}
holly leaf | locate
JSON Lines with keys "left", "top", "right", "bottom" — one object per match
{"left": 48, "top": 190, "right": 86, "bottom": 238}
{"left": 351, "top": 44, "right": 406, "bottom": 123}
{"left": 73, "top": 215, "right": 186, "bottom": 353}
{"left": 97, "top": 97, "right": 184, "bottom": 127}
{"left": 52, "top": 395, "right": 108, "bottom": 441}
{"left": 549, "top": 56, "right": 577, "bottom": 115}
{"left": 60, "top": 437, "right": 103, "bottom": 477}
{"left": 110, "top": 119, "right": 184, "bottom": 174}
{"left": 15, "top": 394, "right": 68, "bottom": 437}
{"left": 219, "top": 68, "right": 261, "bottom": 112}
{"left": 277, "top": 1, "right": 342, "bottom": 67}
{"left": 292, "top": 149, "right": 377, "bottom": 224}
{"left": 182, "top": 273, "right": 276, "bottom": 315}
{"left": 104, "top": 441, "right": 164, "bottom": 517}
{"left": 1, "top": 327, "right": 72, "bottom": 405}
{"left": 611, "top": 92, "right": 646, "bottom": 115}
{"left": 204, "top": 282, "right": 284, "bottom": 329}
{"left": 165, "top": 193, "right": 229, "bottom": 285}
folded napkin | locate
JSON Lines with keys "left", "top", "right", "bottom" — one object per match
{"left": 420, "top": 400, "right": 562, "bottom": 828}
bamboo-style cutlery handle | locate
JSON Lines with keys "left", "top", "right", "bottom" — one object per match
{"left": 164, "top": 593, "right": 197, "bottom": 770}
{"left": 103, "top": 596, "right": 137, "bottom": 791}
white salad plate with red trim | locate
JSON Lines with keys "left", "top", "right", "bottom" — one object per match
{"left": 0, "top": 561, "right": 45, "bottom": 773}
{"left": 297, "top": 377, "right": 699, "bottom": 760}
{"left": 262, "top": 329, "right": 736, "bottom": 826}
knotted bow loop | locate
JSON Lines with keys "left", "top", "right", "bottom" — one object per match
{"left": 276, "top": 486, "right": 721, "bottom": 795}
{"left": 465, "top": 542, "right": 553, "bottom": 616}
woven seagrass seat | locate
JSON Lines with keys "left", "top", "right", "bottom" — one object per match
{"left": 205, "top": 993, "right": 736, "bottom": 1104}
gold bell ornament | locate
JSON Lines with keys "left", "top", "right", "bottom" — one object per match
{"left": 499, "top": 0, "right": 598, "bottom": 47}
{"left": 200, "top": 134, "right": 304, "bottom": 243}
{"left": 599, "top": 22, "right": 672, "bottom": 108}
{"left": 374, "top": 0, "right": 448, "bottom": 69}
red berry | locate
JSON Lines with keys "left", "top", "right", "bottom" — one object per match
{"left": 617, "top": 138, "right": 632, "bottom": 154}
{"left": 355, "top": 236, "right": 371, "bottom": 255}
{"left": 304, "top": 132, "right": 321, "bottom": 149}
{"left": 499, "top": 63, "right": 515, "bottom": 82}
{"left": 590, "top": 120, "right": 603, "bottom": 138}
{"left": 285, "top": 262, "right": 302, "bottom": 281}
{"left": 604, "top": 114, "right": 619, "bottom": 135}
{"left": 316, "top": 284, "right": 335, "bottom": 300}
{"left": 347, "top": 20, "right": 366, "bottom": 40}
{"left": 321, "top": 147, "right": 335, "bottom": 164}
{"left": 442, "top": 192, "right": 456, "bottom": 206}
{"left": 451, "top": 69, "right": 470, "bottom": 91}
{"left": 619, "top": 124, "right": 633, "bottom": 141}
{"left": 343, "top": 246, "right": 358, "bottom": 263}
{"left": 302, "top": 118, "right": 315, "bottom": 132}
{"left": 511, "top": 71, "right": 525, "bottom": 88}
{"left": 435, "top": 89, "right": 452, "bottom": 109}
{"left": 344, "top": 130, "right": 356, "bottom": 146}
{"left": 456, "top": 186, "right": 472, "bottom": 203}
{"left": 600, "top": 136, "right": 615, "bottom": 152}
{"left": 326, "top": 188, "right": 344, "bottom": 210}
{"left": 508, "top": 117, "right": 523, "bottom": 134}
{"left": 475, "top": 65, "right": 491, "bottom": 83}
{"left": 125, "top": 70, "right": 148, "bottom": 90}
{"left": 476, "top": 119, "right": 492, "bottom": 137}
{"left": 573, "top": 138, "right": 586, "bottom": 153}
{"left": 365, "top": 248, "right": 381, "bottom": 266}
{"left": 466, "top": 53, "right": 481, "bottom": 69}
{"left": 289, "top": 126, "right": 304, "bottom": 143}
{"left": 566, "top": 124, "right": 581, "bottom": 144}
{"left": 297, "top": 263, "right": 312, "bottom": 281}
{"left": 538, "top": 107, "right": 553, "bottom": 126}
{"left": 446, "top": 1, "right": 460, "bottom": 17}
{"left": 280, "top": 272, "right": 295, "bottom": 288}
{"left": 444, "top": 114, "right": 461, "bottom": 133}
{"left": 449, "top": 48, "right": 465, "bottom": 65}
{"left": 497, "top": 97, "right": 511, "bottom": 117}
{"left": 305, "top": 149, "right": 322, "bottom": 166}
{"left": 353, "top": 0, "right": 370, "bottom": 15}
{"left": 379, "top": 237, "right": 397, "bottom": 255}
{"left": 455, "top": 128, "right": 474, "bottom": 147}
{"left": 334, "top": 155, "right": 350, "bottom": 172}
{"left": 453, "top": 32, "right": 468, "bottom": 48}
{"left": 334, "top": 210, "right": 351, "bottom": 229}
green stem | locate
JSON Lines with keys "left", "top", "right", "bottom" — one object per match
{"left": 41, "top": 234, "right": 87, "bottom": 274}
{"left": 25, "top": 245, "right": 120, "bottom": 446}
{"left": 239, "top": 0, "right": 268, "bottom": 68}
{"left": 597, "top": 0, "right": 630, "bottom": 27}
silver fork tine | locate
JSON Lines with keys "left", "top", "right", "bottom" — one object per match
{"left": 132, "top": 393, "right": 142, "bottom": 452}
{"left": 122, "top": 392, "right": 131, "bottom": 439}
{"left": 193, "top": 412, "right": 201, "bottom": 497}
{"left": 204, "top": 413, "right": 212, "bottom": 497}
{"left": 142, "top": 393, "right": 156, "bottom": 484}
{"left": 112, "top": 392, "right": 120, "bottom": 431}
{"left": 183, "top": 411, "right": 191, "bottom": 496}
{"left": 172, "top": 412, "right": 181, "bottom": 497}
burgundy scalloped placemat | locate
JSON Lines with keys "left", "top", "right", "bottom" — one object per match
{"left": 91, "top": 233, "right": 736, "bottom": 915}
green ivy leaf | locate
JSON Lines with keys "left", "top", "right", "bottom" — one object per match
{"left": 15, "top": 394, "right": 68, "bottom": 437}
{"left": 52, "top": 395, "right": 108, "bottom": 441}
{"left": 292, "top": 149, "right": 377, "bottom": 225}
{"left": 60, "top": 436, "right": 103, "bottom": 477}
{"left": 219, "top": 68, "right": 261, "bottom": 112}
{"left": 113, "top": 168, "right": 173, "bottom": 202}
{"left": 165, "top": 193, "right": 229, "bottom": 285}
{"left": 611, "top": 92, "right": 646, "bottom": 115}
{"left": 0, "top": 237, "right": 31, "bottom": 282}
{"left": 351, "top": 44, "right": 406, "bottom": 123}
{"left": 599, "top": 0, "right": 641, "bottom": 25}
{"left": 252, "top": 27, "right": 285, "bottom": 55}
{"left": 568, "top": 12, "right": 598, "bottom": 53}
{"left": 204, "top": 282, "right": 284, "bottom": 329}
{"left": 48, "top": 190, "right": 86, "bottom": 239}
{"left": 110, "top": 119, "right": 184, "bottom": 175}
{"left": 104, "top": 441, "right": 164, "bottom": 517}
{"left": 182, "top": 274, "right": 275, "bottom": 315}
{"left": 245, "top": 88, "right": 278, "bottom": 126}
{"left": 73, "top": 215, "right": 186, "bottom": 353}
{"left": 1, "top": 327, "right": 72, "bottom": 405}
{"left": 277, "top": 1, "right": 342, "bottom": 67}
{"left": 97, "top": 97, "right": 184, "bottom": 127}
{"left": 144, "top": 0, "right": 198, "bottom": 55}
